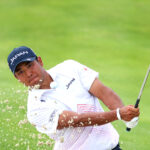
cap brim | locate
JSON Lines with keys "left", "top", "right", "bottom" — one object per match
{"left": 13, "top": 57, "right": 36, "bottom": 74}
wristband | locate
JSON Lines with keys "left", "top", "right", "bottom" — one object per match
{"left": 116, "top": 108, "right": 121, "bottom": 120}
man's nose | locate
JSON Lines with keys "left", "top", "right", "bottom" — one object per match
{"left": 26, "top": 70, "right": 32, "bottom": 77}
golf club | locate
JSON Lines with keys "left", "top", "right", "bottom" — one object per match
{"left": 126, "top": 65, "right": 150, "bottom": 131}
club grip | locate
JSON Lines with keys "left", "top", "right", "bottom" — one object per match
{"left": 135, "top": 98, "right": 140, "bottom": 108}
{"left": 126, "top": 98, "right": 140, "bottom": 132}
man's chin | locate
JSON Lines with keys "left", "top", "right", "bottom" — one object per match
{"left": 28, "top": 82, "right": 41, "bottom": 90}
{"left": 28, "top": 78, "right": 43, "bottom": 89}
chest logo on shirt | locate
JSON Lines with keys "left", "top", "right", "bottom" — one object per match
{"left": 66, "top": 78, "right": 75, "bottom": 89}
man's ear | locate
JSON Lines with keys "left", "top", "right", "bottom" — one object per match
{"left": 37, "top": 56, "right": 43, "bottom": 66}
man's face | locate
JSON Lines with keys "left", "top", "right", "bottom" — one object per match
{"left": 14, "top": 57, "right": 45, "bottom": 87}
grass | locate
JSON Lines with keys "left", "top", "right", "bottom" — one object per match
{"left": 0, "top": 0, "right": 150, "bottom": 149}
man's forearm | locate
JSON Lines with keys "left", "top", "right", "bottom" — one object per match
{"left": 57, "top": 105, "right": 140, "bottom": 129}
{"left": 77, "top": 110, "right": 118, "bottom": 126}
{"left": 57, "top": 110, "right": 118, "bottom": 129}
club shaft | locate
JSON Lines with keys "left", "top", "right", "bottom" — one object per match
{"left": 137, "top": 66, "right": 150, "bottom": 100}
{"left": 126, "top": 65, "right": 150, "bottom": 132}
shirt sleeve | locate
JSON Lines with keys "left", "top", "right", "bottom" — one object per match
{"left": 27, "top": 93, "right": 65, "bottom": 136}
{"left": 65, "top": 60, "right": 99, "bottom": 91}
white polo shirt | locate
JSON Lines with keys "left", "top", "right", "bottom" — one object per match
{"left": 27, "top": 60, "right": 119, "bottom": 150}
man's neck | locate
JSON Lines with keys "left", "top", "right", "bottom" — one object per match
{"left": 40, "top": 72, "right": 53, "bottom": 89}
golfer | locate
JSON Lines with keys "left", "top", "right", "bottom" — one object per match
{"left": 7, "top": 46, "right": 140, "bottom": 150}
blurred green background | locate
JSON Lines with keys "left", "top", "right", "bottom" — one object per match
{"left": 0, "top": 0, "right": 150, "bottom": 149}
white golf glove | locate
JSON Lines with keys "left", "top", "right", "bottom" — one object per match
{"left": 123, "top": 117, "right": 139, "bottom": 128}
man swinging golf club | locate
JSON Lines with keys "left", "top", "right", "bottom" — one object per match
{"left": 7, "top": 46, "right": 140, "bottom": 150}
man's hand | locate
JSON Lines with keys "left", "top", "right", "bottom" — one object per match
{"left": 119, "top": 105, "right": 140, "bottom": 121}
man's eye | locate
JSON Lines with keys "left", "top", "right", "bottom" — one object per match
{"left": 18, "top": 70, "right": 24, "bottom": 75}
{"left": 27, "top": 63, "right": 33, "bottom": 68}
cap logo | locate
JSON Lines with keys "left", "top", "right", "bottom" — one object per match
{"left": 10, "top": 51, "right": 29, "bottom": 65}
